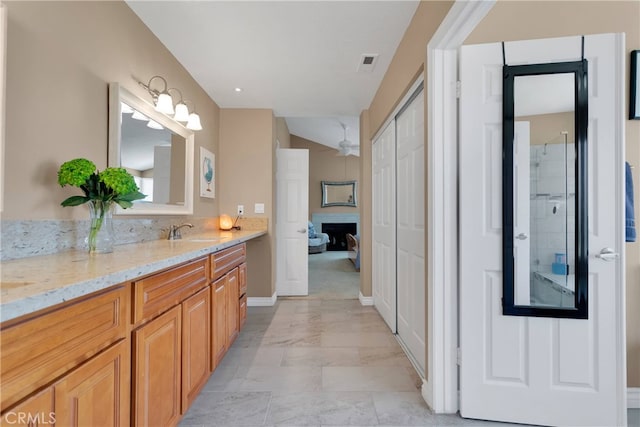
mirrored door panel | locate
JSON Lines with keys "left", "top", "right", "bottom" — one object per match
{"left": 503, "top": 61, "right": 588, "bottom": 318}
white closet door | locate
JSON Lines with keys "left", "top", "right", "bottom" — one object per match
{"left": 372, "top": 121, "right": 396, "bottom": 332}
{"left": 396, "top": 88, "right": 426, "bottom": 374}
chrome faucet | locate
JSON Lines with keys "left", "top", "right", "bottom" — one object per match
{"left": 167, "top": 223, "right": 193, "bottom": 240}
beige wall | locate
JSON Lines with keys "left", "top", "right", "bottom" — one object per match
{"left": 290, "top": 135, "right": 360, "bottom": 217}
{"left": 367, "top": 1, "right": 454, "bottom": 138}
{"left": 2, "top": 1, "right": 220, "bottom": 221}
{"left": 466, "top": 0, "right": 640, "bottom": 389}
{"left": 361, "top": 1, "right": 453, "bottom": 380}
{"left": 359, "top": 110, "right": 372, "bottom": 298}
{"left": 219, "top": 109, "right": 275, "bottom": 298}
{"left": 518, "top": 112, "right": 575, "bottom": 146}
{"left": 276, "top": 117, "right": 291, "bottom": 149}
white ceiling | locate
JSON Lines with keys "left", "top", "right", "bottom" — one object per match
{"left": 126, "top": 1, "right": 420, "bottom": 154}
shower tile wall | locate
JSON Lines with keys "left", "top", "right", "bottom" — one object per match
{"left": 529, "top": 143, "right": 575, "bottom": 275}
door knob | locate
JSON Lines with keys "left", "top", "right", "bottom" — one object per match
{"left": 515, "top": 233, "right": 528, "bottom": 240}
{"left": 596, "top": 247, "right": 619, "bottom": 262}
{"left": 297, "top": 228, "right": 307, "bottom": 234}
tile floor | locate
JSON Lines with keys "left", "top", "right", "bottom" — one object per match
{"left": 180, "top": 299, "right": 518, "bottom": 426}
{"left": 180, "top": 253, "right": 639, "bottom": 426}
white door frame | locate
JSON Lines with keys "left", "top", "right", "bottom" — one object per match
{"left": 425, "top": 0, "right": 495, "bottom": 413}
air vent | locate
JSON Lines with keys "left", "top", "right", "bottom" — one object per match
{"left": 357, "top": 53, "right": 379, "bottom": 73}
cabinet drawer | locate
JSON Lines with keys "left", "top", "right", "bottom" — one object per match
{"left": 133, "top": 257, "right": 208, "bottom": 324}
{"left": 210, "top": 244, "right": 246, "bottom": 281}
{"left": 0, "top": 286, "right": 128, "bottom": 412}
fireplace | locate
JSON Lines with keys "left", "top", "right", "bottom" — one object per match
{"left": 322, "top": 223, "right": 357, "bottom": 251}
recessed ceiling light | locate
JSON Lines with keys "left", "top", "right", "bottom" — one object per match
{"left": 234, "top": 87, "right": 243, "bottom": 92}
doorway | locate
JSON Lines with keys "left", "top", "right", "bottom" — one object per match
{"left": 307, "top": 250, "right": 359, "bottom": 300}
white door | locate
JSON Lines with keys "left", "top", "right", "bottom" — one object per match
{"left": 276, "top": 148, "right": 309, "bottom": 296}
{"left": 372, "top": 121, "right": 396, "bottom": 331}
{"left": 396, "top": 87, "right": 426, "bottom": 374}
{"left": 459, "top": 34, "right": 626, "bottom": 426}
{"left": 514, "top": 121, "right": 531, "bottom": 305}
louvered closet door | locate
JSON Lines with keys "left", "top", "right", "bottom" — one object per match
{"left": 372, "top": 121, "right": 396, "bottom": 331}
{"left": 396, "top": 87, "right": 426, "bottom": 374}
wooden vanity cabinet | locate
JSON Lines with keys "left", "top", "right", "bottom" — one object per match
{"left": 0, "top": 388, "right": 54, "bottom": 426}
{"left": 211, "top": 275, "right": 228, "bottom": 369}
{"left": 181, "top": 286, "right": 211, "bottom": 410}
{"left": 226, "top": 267, "right": 240, "bottom": 346}
{"left": 239, "top": 263, "right": 248, "bottom": 329}
{"left": 0, "top": 286, "right": 129, "bottom": 426}
{"left": 55, "top": 338, "right": 130, "bottom": 427}
{"left": 1, "top": 240, "right": 252, "bottom": 426}
{"left": 131, "top": 257, "right": 209, "bottom": 427}
{"left": 133, "top": 305, "right": 182, "bottom": 427}
{"left": 209, "top": 243, "right": 247, "bottom": 370}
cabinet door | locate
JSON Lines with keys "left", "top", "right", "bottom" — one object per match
{"left": 226, "top": 268, "right": 240, "bottom": 347}
{"left": 55, "top": 339, "right": 130, "bottom": 427}
{"left": 182, "top": 287, "right": 211, "bottom": 412}
{"left": 211, "top": 276, "right": 227, "bottom": 370}
{"left": 133, "top": 306, "right": 181, "bottom": 427}
{"left": 239, "top": 294, "right": 247, "bottom": 331}
{"left": 238, "top": 262, "right": 247, "bottom": 297}
{"left": 0, "top": 388, "right": 54, "bottom": 427}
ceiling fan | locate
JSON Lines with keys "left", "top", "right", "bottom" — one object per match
{"left": 336, "top": 122, "right": 359, "bottom": 156}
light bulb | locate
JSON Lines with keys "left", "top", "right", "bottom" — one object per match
{"left": 174, "top": 102, "right": 189, "bottom": 122}
{"left": 186, "top": 112, "right": 202, "bottom": 131}
{"left": 155, "top": 92, "right": 174, "bottom": 115}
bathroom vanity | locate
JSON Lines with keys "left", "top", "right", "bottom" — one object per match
{"left": 0, "top": 229, "right": 265, "bottom": 426}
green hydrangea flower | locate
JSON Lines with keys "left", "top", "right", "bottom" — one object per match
{"left": 58, "top": 159, "right": 146, "bottom": 209}
{"left": 57, "top": 158, "right": 96, "bottom": 187}
{"left": 99, "top": 167, "right": 140, "bottom": 195}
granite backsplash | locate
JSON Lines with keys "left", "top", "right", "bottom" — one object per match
{"left": 0, "top": 216, "right": 268, "bottom": 261}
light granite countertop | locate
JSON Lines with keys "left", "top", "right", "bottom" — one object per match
{"left": 0, "top": 229, "right": 267, "bottom": 323}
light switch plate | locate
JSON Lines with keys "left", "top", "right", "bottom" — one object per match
{"left": 254, "top": 203, "right": 265, "bottom": 214}
{"left": 237, "top": 205, "right": 244, "bottom": 215}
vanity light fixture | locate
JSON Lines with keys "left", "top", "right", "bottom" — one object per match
{"left": 138, "top": 75, "right": 203, "bottom": 131}
{"left": 168, "top": 88, "right": 189, "bottom": 122}
{"left": 139, "top": 75, "right": 174, "bottom": 115}
{"left": 183, "top": 99, "right": 203, "bottom": 131}
{"left": 234, "top": 87, "right": 243, "bottom": 92}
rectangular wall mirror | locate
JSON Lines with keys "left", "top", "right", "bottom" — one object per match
{"left": 321, "top": 180, "right": 357, "bottom": 207}
{"left": 108, "top": 83, "right": 194, "bottom": 215}
{"left": 502, "top": 60, "right": 588, "bottom": 319}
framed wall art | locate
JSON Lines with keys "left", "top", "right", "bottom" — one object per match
{"left": 199, "top": 146, "right": 215, "bottom": 198}
{"left": 631, "top": 50, "right": 640, "bottom": 120}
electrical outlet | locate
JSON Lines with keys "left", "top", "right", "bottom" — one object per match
{"left": 237, "top": 205, "right": 244, "bottom": 216}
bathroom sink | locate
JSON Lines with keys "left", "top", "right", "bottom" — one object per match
{"left": 182, "top": 238, "right": 223, "bottom": 243}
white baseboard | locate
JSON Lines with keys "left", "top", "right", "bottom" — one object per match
{"left": 359, "top": 292, "right": 374, "bottom": 306}
{"left": 629, "top": 387, "right": 640, "bottom": 409}
{"left": 247, "top": 292, "right": 277, "bottom": 306}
